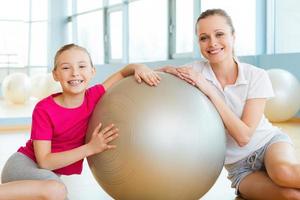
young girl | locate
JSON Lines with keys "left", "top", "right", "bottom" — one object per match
{"left": 160, "top": 9, "right": 300, "bottom": 200}
{"left": 0, "top": 43, "right": 161, "bottom": 200}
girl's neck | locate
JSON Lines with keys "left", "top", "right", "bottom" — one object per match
{"left": 54, "top": 92, "right": 85, "bottom": 108}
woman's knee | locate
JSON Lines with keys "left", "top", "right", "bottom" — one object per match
{"left": 279, "top": 188, "right": 300, "bottom": 200}
{"left": 268, "top": 163, "right": 296, "bottom": 187}
{"left": 43, "top": 180, "right": 68, "bottom": 200}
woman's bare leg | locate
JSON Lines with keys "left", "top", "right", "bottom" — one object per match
{"left": 239, "top": 171, "right": 300, "bottom": 200}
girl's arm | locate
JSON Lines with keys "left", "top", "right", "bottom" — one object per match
{"left": 172, "top": 66, "right": 265, "bottom": 147}
{"left": 33, "top": 123, "right": 118, "bottom": 170}
{"left": 103, "top": 63, "right": 161, "bottom": 90}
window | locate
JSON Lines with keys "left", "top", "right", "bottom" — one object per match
{"left": 29, "top": 0, "right": 48, "bottom": 70}
{"left": 76, "top": 0, "right": 103, "bottom": 13}
{"left": 109, "top": 10, "right": 123, "bottom": 60}
{"left": 30, "top": 22, "right": 48, "bottom": 66}
{"left": 275, "top": 0, "right": 300, "bottom": 53}
{"left": 175, "top": 0, "right": 194, "bottom": 54}
{"left": 0, "top": 0, "right": 48, "bottom": 83}
{"left": 108, "top": 0, "right": 122, "bottom": 6}
{"left": 201, "top": 0, "right": 256, "bottom": 56}
{"left": 129, "top": 0, "right": 168, "bottom": 62}
{"left": 0, "top": 21, "right": 28, "bottom": 68}
{"left": 76, "top": 11, "right": 104, "bottom": 64}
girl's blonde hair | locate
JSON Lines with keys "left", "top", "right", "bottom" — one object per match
{"left": 53, "top": 43, "right": 94, "bottom": 71}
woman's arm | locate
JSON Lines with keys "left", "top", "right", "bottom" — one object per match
{"left": 174, "top": 66, "right": 266, "bottom": 147}
{"left": 33, "top": 123, "right": 118, "bottom": 170}
{"left": 103, "top": 63, "right": 161, "bottom": 90}
{"left": 208, "top": 92, "right": 266, "bottom": 146}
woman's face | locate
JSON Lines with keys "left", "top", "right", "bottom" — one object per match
{"left": 196, "top": 15, "right": 235, "bottom": 65}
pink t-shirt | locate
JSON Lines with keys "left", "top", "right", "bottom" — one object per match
{"left": 18, "top": 84, "right": 105, "bottom": 175}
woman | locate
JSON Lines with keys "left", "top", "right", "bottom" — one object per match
{"left": 160, "top": 9, "right": 300, "bottom": 200}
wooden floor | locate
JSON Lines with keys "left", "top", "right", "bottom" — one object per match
{"left": 0, "top": 119, "right": 299, "bottom": 200}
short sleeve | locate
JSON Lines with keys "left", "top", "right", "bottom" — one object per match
{"left": 85, "top": 84, "right": 106, "bottom": 105}
{"left": 248, "top": 69, "right": 274, "bottom": 99}
{"left": 31, "top": 106, "right": 53, "bottom": 140}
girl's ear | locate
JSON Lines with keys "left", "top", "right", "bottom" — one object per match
{"left": 52, "top": 70, "right": 59, "bottom": 81}
{"left": 92, "top": 66, "right": 96, "bottom": 77}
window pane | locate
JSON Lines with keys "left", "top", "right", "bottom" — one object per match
{"left": 77, "top": 11, "right": 104, "bottom": 64}
{"left": 67, "top": 0, "right": 73, "bottom": 16}
{"left": 30, "top": 22, "right": 47, "bottom": 66}
{"left": 129, "top": 0, "right": 168, "bottom": 62}
{"left": 31, "top": 0, "right": 48, "bottom": 21}
{"left": 29, "top": 67, "right": 48, "bottom": 76}
{"left": 275, "top": 0, "right": 300, "bottom": 53}
{"left": 76, "top": 0, "right": 103, "bottom": 13}
{"left": 108, "top": 0, "right": 122, "bottom": 6}
{"left": 0, "top": 21, "right": 29, "bottom": 67}
{"left": 0, "top": 0, "right": 29, "bottom": 20}
{"left": 176, "top": 0, "right": 193, "bottom": 53}
{"left": 201, "top": 0, "right": 256, "bottom": 56}
{"left": 67, "top": 21, "right": 73, "bottom": 44}
{"left": 109, "top": 11, "right": 122, "bottom": 60}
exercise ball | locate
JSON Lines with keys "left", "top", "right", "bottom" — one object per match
{"left": 1, "top": 73, "right": 31, "bottom": 104}
{"left": 86, "top": 73, "right": 226, "bottom": 200}
{"left": 30, "top": 73, "right": 62, "bottom": 99}
{"left": 265, "top": 69, "right": 300, "bottom": 122}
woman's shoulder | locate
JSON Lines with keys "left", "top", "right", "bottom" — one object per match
{"left": 188, "top": 60, "right": 208, "bottom": 70}
{"left": 239, "top": 62, "right": 267, "bottom": 77}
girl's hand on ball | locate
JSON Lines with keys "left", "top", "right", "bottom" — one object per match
{"left": 87, "top": 123, "right": 119, "bottom": 155}
{"left": 134, "top": 64, "right": 161, "bottom": 86}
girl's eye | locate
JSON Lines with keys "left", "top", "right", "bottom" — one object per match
{"left": 62, "top": 66, "right": 69, "bottom": 70}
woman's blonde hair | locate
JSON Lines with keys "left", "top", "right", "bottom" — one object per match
{"left": 195, "top": 8, "right": 235, "bottom": 35}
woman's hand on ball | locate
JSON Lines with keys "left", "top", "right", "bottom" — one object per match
{"left": 134, "top": 64, "right": 161, "bottom": 86}
{"left": 157, "top": 66, "right": 185, "bottom": 80}
{"left": 87, "top": 123, "right": 119, "bottom": 155}
{"left": 176, "top": 67, "right": 213, "bottom": 95}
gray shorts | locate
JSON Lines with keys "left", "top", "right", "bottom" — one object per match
{"left": 224, "top": 133, "right": 293, "bottom": 195}
{"left": 1, "top": 152, "right": 63, "bottom": 184}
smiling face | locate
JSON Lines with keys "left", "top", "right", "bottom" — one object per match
{"left": 52, "top": 48, "right": 95, "bottom": 96}
{"left": 196, "top": 15, "right": 235, "bottom": 65}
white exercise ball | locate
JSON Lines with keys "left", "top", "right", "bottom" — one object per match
{"left": 30, "top": 73, "right": 62, "bottom": 99}
{"left": 1, "top": 73, "right": 31, "bottom": 104}
{"left": 265, "top": 69, "right": 300, "bottom": 122}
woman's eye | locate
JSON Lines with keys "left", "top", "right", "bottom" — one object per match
{"left": 62, "top": 66, "right": 69, "bottom": 70}
{"left": 216, "top": 32, "right": 224, "bottom": 37}
{"left": 79, "top": 65, "right": 86, "bottom": 68}
{"left": 199, "top": 36, "right": 207, "bottom": 42}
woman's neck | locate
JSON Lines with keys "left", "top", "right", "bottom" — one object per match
{"left": 210, "top": 58, "right": 238, "bottom": 87}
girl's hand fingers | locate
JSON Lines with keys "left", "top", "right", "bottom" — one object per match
{"left": 103, "top": 128, "right": 119, "bottom": 139}
{"left": 106, "top": 145, "right": 117, "bottom": 149}
{"left": 104, "top": 133, "right": 119, "bottom": 143}
{"left": 99, "top": 124, "right": 115, "bottom": 135}
{"left": 93, "top": 123, "right": 102, "bottom": 135}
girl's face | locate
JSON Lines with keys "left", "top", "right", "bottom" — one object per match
{"left": 53, "top": 48, "right": 95, "bottom": 96}
{"left": 196, "top": 15, "right": 235, "bottom": 65}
